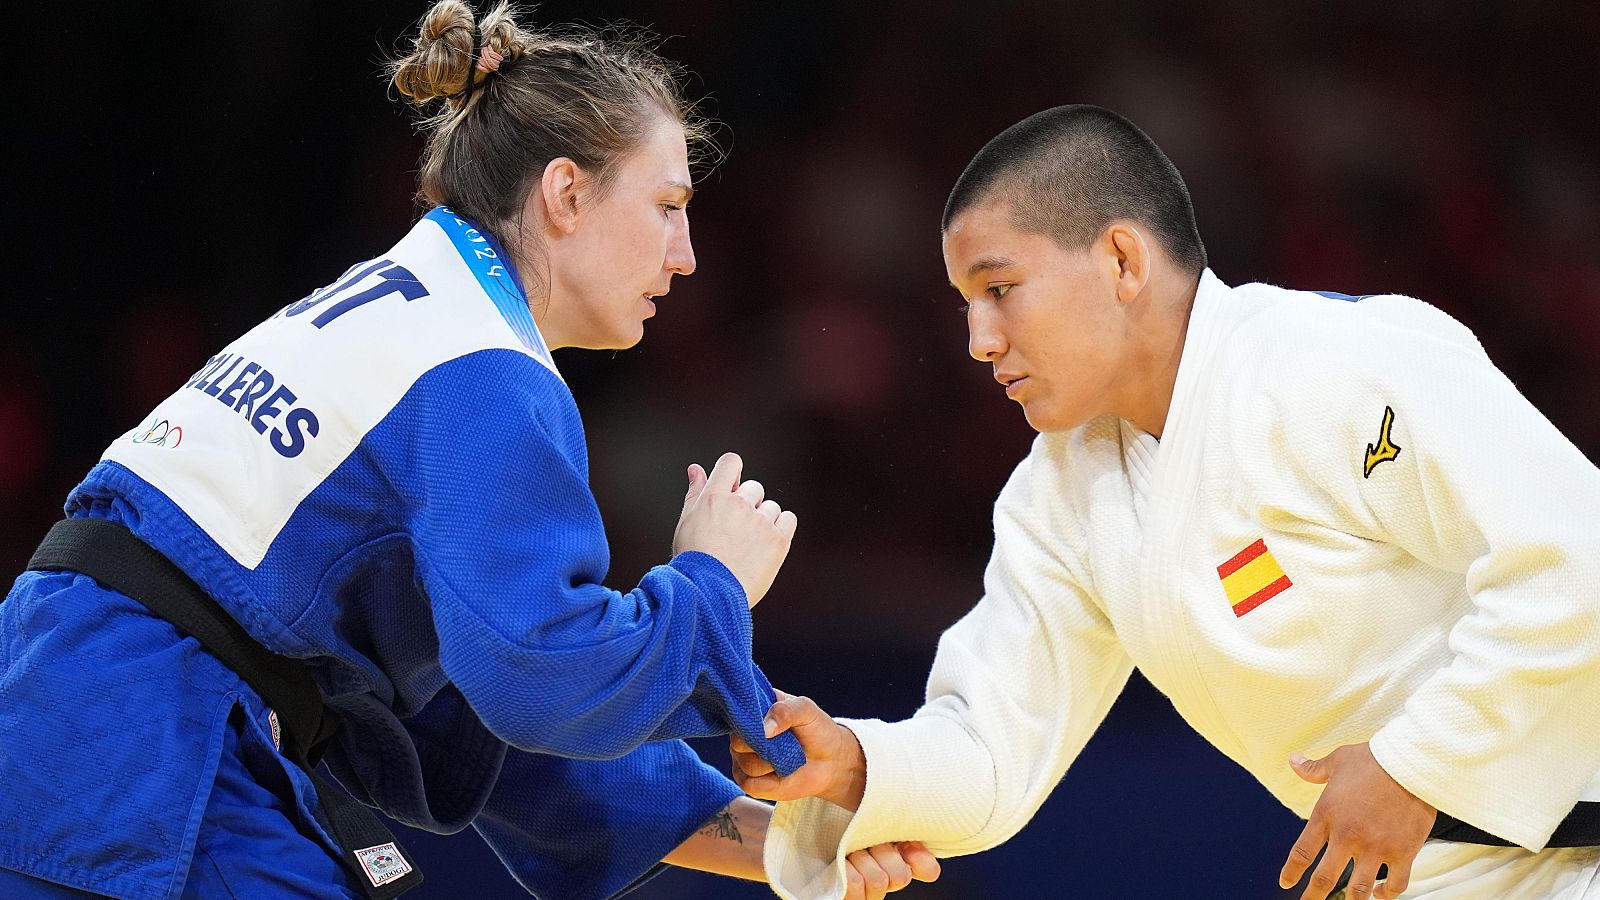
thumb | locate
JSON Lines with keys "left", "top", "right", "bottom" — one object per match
{"left": 1289, "top": 752, "right": 1330, "bottom": 785}
{"left": 683, "top": 463, "right": 707, "bottom": 505}
{"left": 762, "top": 705, "right": 786, "bottom": 739}
{"left": 763, "top": 694, "right": 819, "bottom": 739}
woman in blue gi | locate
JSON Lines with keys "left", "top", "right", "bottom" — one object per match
{"left": 0, "top": 2, "right": 935, "bottom": 898}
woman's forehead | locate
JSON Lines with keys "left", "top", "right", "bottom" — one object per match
{"left": 619, "top": 116, "right": 690, "bottom": 184}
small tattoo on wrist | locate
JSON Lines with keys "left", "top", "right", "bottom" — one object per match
{"left": 700, "top": 807, "right": 743, "bottom": 843}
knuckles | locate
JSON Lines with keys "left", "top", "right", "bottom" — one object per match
{"left": 1331, "top": 824, "right": 1364, "bottom": 844}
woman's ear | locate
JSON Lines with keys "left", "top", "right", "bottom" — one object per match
{"left": 541, "top": 157, "right": 582, "bottom": 234}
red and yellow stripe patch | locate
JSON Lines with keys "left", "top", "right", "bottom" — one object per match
{"left": 1217, "top": 539, "right": 1292, "bottom": 616}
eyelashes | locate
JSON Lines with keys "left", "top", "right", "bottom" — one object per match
{"left": 955, "top": 282, "right": 1014, "bottom": 315}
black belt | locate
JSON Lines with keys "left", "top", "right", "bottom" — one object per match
{"left": 25, "top": 517, "right": 423, "bottom": 898}
{"left": 1434, "top": 805, "right": 1600, "bottom": 847}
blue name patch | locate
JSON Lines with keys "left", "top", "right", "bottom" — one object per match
{"left": 184, "top": 352, "right": 320, "bottom": 458}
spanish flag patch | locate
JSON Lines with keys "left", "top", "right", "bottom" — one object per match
{"left": 1217, "top": 538, "right": 1292, "bottom": 616}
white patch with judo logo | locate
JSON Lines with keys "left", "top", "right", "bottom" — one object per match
{"left": 267, "top": 708, "right": 281, "bottom": 752}
{"left": 355, "top": 842, "right": 413, "bottom": 887}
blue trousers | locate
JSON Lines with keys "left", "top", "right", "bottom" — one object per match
{"left": 0, "top": 709, "right": 360, "bottom": 898}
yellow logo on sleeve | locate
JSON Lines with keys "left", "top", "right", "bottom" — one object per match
{"left": 1363, "top": 405, "right": 1402, "bottom": 478}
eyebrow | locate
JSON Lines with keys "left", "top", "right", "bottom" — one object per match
{"left": 940, "top": 253, "right": 1017, "bottom": 291}
{"left": 949, "top": 254, "right": 1018, "bottom": 288}
{"left": 966, "top": 255, "right": 1016, "bottom": 278}
{"left": 663, "top": 180, "right": 695, "bottom": 202}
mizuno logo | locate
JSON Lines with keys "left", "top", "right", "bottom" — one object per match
{"left": 1363, "top": 405, "right": 1401, "bottom": 478}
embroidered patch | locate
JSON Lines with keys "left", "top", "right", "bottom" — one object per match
{"left": 267, "top": 709, "right": 281, "bottom": 752}
{"left": 1218, "top": 539, "right": 1292, "bottom": 616}
{"left": 130, "top": 416, "right": 184, "bottom": 448}
{"left": 355, "top": 842, "right": 413, "bottom": 887}
{"left": 1363, "top": 405, "right": 1402, "bottom": 478}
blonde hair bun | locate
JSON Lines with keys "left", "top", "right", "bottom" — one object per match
{"left": 387, "top": 0, "right": 709, "bottom": 235}
{"left": 393, "top": 1, "right": 524, "bottom": 104}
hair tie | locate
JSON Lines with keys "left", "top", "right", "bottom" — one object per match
{"left": 477, "top": 45, "right": 505, "bottom": 74}
{"left": 456, "top": 32, "right": 505, "bottom": 108}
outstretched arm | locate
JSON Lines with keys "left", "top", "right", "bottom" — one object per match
{"left": 745, "top": 440, "right": 1135, "bottom": 899}
{"left": 666, "top": 797, "right": 940, "bottom": 900}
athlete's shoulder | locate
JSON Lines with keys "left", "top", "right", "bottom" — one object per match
{"left": 98, "top": 212, "right": 567, "bottom": 570}
{"left": 1213, "top": 278, "right": 1501, "bottom": 495}
{"left": 1231, "top": 278, "right": 1482, "bottom": 360}
{"left": 272, "top": 210, "right": 554, "bottom": 369}
{"left": 1220, "top": 277, "right": 1486, "bottom": 404}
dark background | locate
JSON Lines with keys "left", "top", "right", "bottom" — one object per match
{"left": 8, "top": 1, "right": 1598, "bottom": 898}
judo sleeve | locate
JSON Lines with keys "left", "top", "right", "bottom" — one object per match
{"left": 377, "top": 349, "right": 803, "bottom": 773}
{"left": 765, "top": 435, "right": 1135, "bottom": 900}
{"left": 471, "top": 739, "right": 741, "bottom": 900}
{"left": 1264, "top": 296, "right": 1600, "bottom": 850}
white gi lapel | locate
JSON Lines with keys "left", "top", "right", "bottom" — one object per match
{"left": 1129, "top": 270, "right": 1247, "bottom": 749}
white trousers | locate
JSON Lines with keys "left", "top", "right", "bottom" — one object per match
{"left": 1385, "top": 842, "right": 1600, "bottom": 898}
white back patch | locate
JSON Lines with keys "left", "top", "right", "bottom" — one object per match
{"left": 102, "top": 218, "right": 549, "bottom": 568}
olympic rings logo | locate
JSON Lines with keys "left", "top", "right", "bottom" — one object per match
{"left": 132, "top": 418, "right": 183, "bottom": 448}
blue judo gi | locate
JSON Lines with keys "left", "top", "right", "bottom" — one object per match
{"left": 0, "top": 209, "right": 804, "bottom": 899}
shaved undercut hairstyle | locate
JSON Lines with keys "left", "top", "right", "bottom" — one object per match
{"left": 943, "top": 105, "right": 1207, "bottom": 273}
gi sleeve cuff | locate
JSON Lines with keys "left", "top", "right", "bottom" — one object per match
{"left": 765, "top": 713, "right": 995, "bottom": 900}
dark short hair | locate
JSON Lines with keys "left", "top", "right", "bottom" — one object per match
{"left": 943, "top": 105, "right": 1207, "bottom": 273}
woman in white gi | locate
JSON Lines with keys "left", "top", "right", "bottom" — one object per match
{"left": 733, "top": 105, "right": 1600, "bottom": 900}
{"left": 0, "top": 2, "right": 933, "bottom": 898}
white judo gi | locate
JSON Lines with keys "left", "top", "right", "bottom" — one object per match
{"left": 765, "top": 270, "right": 1600, "bottom": 899}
